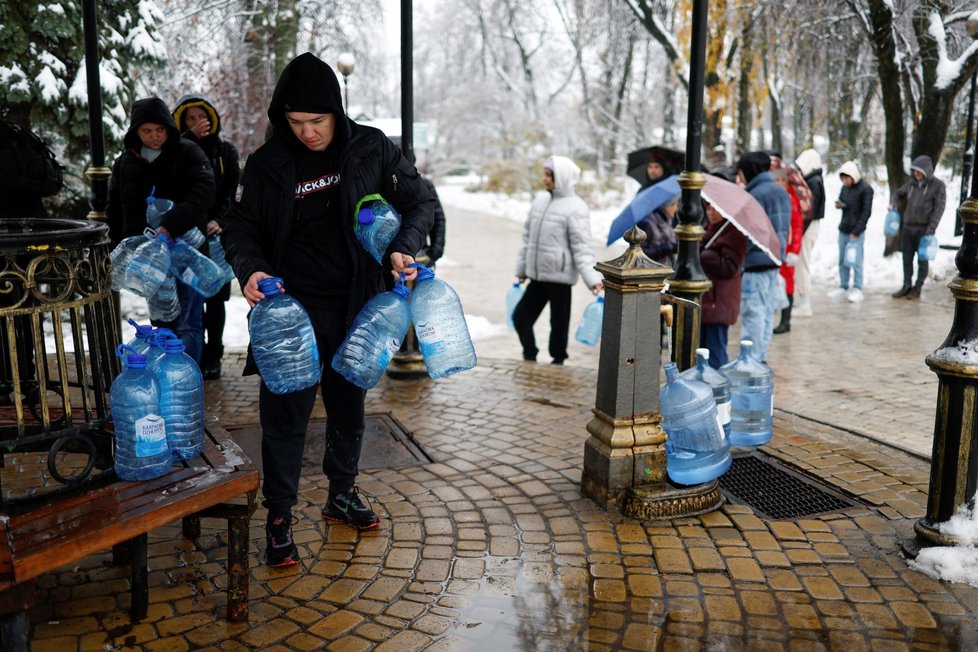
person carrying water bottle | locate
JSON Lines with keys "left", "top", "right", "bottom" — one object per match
{"left": 513, "top": 155, "right": 603, "bottom": 365}
{"left": 889, "top": 155, "right": 946, "bottom": 301}
{"left": 827, "top": 160, "right": 873, "bottom": 305}
{"left": 222, "top": 52, "right": 435, "bottom": 568}
{"left": 106, "top": 97, "right": 216, "bottom": 365}
{"left": 172, "top": 95, "right": 241, "bottom": 378}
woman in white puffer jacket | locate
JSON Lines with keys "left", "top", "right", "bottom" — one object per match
{"left": 513, "top": 155, "right": 603, "bottom": 364}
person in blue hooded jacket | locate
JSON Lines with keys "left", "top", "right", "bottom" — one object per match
{"left": 223, "top": 52, "right": 435, "bottom": 568}
{"left": 735, "top": 151, "right": 790, "bottom": 363}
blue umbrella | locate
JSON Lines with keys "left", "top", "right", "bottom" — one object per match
{"left": 607, "top": 174, "right": 681, "bottom": 245}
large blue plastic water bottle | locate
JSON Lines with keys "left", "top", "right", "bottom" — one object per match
{"left": 354, "top": 195, "right": 401, "bottom": 264}
{"left": 331, "top": 280, "right": 412, "bottom": 389}
{"left": 409, "top": 264, "right": 477, "bottom": 379}
{"left": 883, "top": 209, "right": 900, "bottom": 237}
{"left": 918, "top": 234, "right": 939, "bottom": 261}
{"left": 110, "top": 235, "right": 148, "bottom": 291}
{"left": 179, "top": 226, "right": 206, "bottom": 249}
{"left": 144, "top": 329, "right": 179, "bottom": 367}
{"left": 123, "top": 233, "right": 171, "bottom": 298}
{"left": 148, "top": 273, "right": 181, "bottom": 322}
{"left": 150, "top": 339, "right": 204, "bottom": 461}
{"left": 720, "top": 340, "right": 774, "bottom": 447}
{"left": 248, "top": 277, "right": 321, "bottom": 394}
{"left": 110, "top": 345, "right": 172, "bottom": 481}
{"left": 575, "top": 296, "right": 604, "bottom": 346}
{"left": 659, "top": 363, "right": 732, "bottom": 485}
{"left": 167, "top": 236, "right": 225, "bottom": 298}
{"left": 145, "top": 187, "right": 174, "bottom": 230}
{"left": 207, "top": 234, "right": 236, "bottom": 284}
{"left": 506, "top": 282, "right": 524, "bottom": 330}
{"left": 681, "top": 348, "right": 732, "bottom": 439}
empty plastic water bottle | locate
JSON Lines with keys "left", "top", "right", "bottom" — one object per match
{"left": 720, "top": 340, "right": 774, "bottom": 447}
{"left": 844, "top": 240, "right": 858, "bottom": 266}
{"left": 354, "top": 195, "right": 401, "bottom": 264}
{"left": 248, "top": 277, "right": 321, "bottom": 394}
{"left": 409, "top": 264, "right": 477, "bottom": 379}
{"left": 110, "top": 235, "right": 148, "bottom": 291}
{"left": 506, "top": 282, "right": 524, "bottom": 330}
{"left": 575, "top": 296, "right": 604, "bottom": 346}
{"left": 123, "top": 233, "right": 171, "bottom": 298}
{"left": 149, "top": 339, "right": 204, "bottom": 461}
{"left": 110, "top": 345, "right": 172, "bottom": 481}
{"left": 659, "top": 363, "right": 731, "bottom": 485}
{"left": 331, "top": 279, "right": 412, "bottom": 389}
{"left": 147, "top": 273, "right": 181, "bottom": 322}
{"left": 167, "top": 235, "right": 225, "bottom": 298}
{"left": 145, "top": 187, "right": 174, "bottom": 230}
{"left": 883, "top": 209, "right": 900, "bottom": 237}
{"left": 918, "top": 234, "right": 939, "bottom": 261}
{"left": 179, "top": 226, "right": 206, "bottom": 249}
{"left": 681, "top": 348, "right": 732, "bottom": 439}
{"left": 207, "top": 234, "right": 236, "bottom": 284}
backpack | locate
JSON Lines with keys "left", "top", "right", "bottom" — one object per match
{"left": 0, "top": 120, "right": 64, "bottom": 197}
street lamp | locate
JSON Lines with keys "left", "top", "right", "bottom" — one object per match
{"left": 336, "top": 52, "right": 355, "bottom": 112}
{"left": 957, "top": 12, "right": 978, "bottom": 237}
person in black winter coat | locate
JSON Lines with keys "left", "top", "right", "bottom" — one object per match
{"left": 222, "top": 52, "right": 435, "bottom": 567}
{"left": 172, "top": 95, "right": 241, "bottom": 379}
{"left": 0, "top": 119, "right": 63, "bottom": 218}
{"left": 419, "top": 176, "right": 446, "bottom": 265}
{"left": 828, "top": 160, "right": 873, "bottom": 303}
{"left": 107, "top": 97, "right": 216, "bottom": 365}
{"left": 889, "top": 155, "right": 946, "bottom": 299}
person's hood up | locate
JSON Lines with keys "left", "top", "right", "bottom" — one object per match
{"left": 172, "top": 94, "right": 221, "bottom": 137}
{"left": 794, "top": 148, "right": 822, "bottom": 177}
{"left": 838, "top": 160, "right": 861, "bottom": 184}
{"left": 123, "top": 97, "right": 181, "bottom": 151}
{"left": 544, "top": 156, "right": 581, "bottom": 195}
{"left": 909, "top": 155, "right": 934, "bottom": 180}
{"left": 267, "top": 52, "right": 349, "bottom": 150}
{"left": 736, "top": 151, "right": 771, "bottom": 184}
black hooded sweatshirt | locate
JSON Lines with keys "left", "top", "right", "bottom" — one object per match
{"left": 223, "top": 53, "right": 435, "bottom": 371}
{"left": 106, "top": 97, "right": 215, "bottom": 245}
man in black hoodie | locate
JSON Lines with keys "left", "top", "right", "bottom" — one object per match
{"left": 223, "top": 52, "right": 435, "bottom": 568}
{"left": 107, "top": 97, "right": 216, "bottom": 365}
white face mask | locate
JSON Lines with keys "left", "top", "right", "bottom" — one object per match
{"left": 140, "top": 146, "right": 162, "bottom": 162}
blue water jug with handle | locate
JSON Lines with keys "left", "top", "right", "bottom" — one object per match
{"left": 681, "top": 348, "right": 732, "bottom": 440}
{"left": 331, "top": 277, "right": 412, "bottom": 389}
{"left": 659, "top": 362, "right": 732, "bottom": 485}
{"left": 110, "top": 235, "right": 148, "bottom": 291}
{"left": 409, "top": 263, "right": 477, "bottom": 379}
{"left": 167, "top": 235, "right": 225, "bottom": 298}
{"left": 207, "top": 234, "right": 236, "bottom": 284}
{"left": 720, "top": 340, "right": 774, "bottom": 447}
{"left": 110, "top": 344, "right": 172, "bottom": 481}
{"left": 354, "top": 194, "right": 401, "bottom": 264}
{"left": 506, "top": 282, "right": 524, "bottom": 330}
{"left": 883, "top": 209, "right": 900, "bottom": 237}
{"left": 123, "top": 233, "right": 171, "bottom": 298}
{"left": 145, "top": 186, "right": 174, "bottom": 230}
{"left": 149, "top": 338, "right": 204, "bottom": 461}
{"left": 248, "top": 276, "right": 321, "bottom": 394}
{"left": 575, "top": 296, "right": 604, "bottom": 346}
{"left": 918, "top": 234, "right": 939, "bottom": 261}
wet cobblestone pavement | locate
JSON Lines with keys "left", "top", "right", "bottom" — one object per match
{"left": 25, "top": 205, "right": 978, "bottom": 650}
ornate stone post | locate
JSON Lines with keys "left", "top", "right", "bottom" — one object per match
{"left": 914, "top": 193, "right": 978, "bottom": 547}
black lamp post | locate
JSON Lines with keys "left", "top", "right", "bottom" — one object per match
{"left": 400, "top": 0, "right": 414, "bottom": 165}
{"left": 81, "top": 0, "right": 110, "bottom": 221}
{"left": 336, "top": 53, "right": 355, "bottom": 113}
{"left": 956, "top": 13, "right": 978, "bottom": 238}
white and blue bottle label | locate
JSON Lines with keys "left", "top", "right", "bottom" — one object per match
{"left": 378, "top": 338, "right": 400, "bottom": 368}
{"left": 134, "top": 414, "right": 167, "bottom": 457}
{"left": 716, "top": 400, "right": 731, "bottom": 431}
{"left": 415, "top": 322, "right": 447, "bottom": 356}
{"left": 180, "top": 268, "right": 199, "bottom": 287}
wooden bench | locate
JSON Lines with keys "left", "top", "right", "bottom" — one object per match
{"left": 0, "top": 425, "right": 259, "bottom": 649}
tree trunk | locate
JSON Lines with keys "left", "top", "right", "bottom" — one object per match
{"left": 271, "top": 0, "right": 298, "bottom": 79}
{"left": 735, "top": 22, "right": 753, "bottom": 155}
{"left": 867, "top": 0, "right": 907, "bottom": 191}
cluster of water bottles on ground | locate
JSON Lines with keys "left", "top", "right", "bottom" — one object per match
{"left": 508, "top": 284, "right": 773, "bottom": 487}
{"left": 109, "top": 195, "right": 478, "bottom": 482}
{"left": 108, "top": 187, "right": 235, "bottom": 319}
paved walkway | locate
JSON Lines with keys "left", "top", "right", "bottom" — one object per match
{"left": 25, "top": 205, "right": 978, "bottom": 650}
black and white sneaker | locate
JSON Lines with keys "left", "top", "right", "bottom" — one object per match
{"left": 265, "top": 513, "right": 299, "bottom": 567}
{"left": 321, "top": 486, "right": 380, "bottom": 530}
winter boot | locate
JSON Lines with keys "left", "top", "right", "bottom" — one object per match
{"left": 907, "top": 283, "right": 923, "bottom": 300}
{"left": 892, "top": 285, "right": 911, "bottom": 298}
{"left": 773, "top": 295, "right": 793, "bottom": 334}
{"left": 202, "top": 343, "right": 224, "bottom": 380}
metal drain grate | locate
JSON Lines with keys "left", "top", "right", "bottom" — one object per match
{"left": 718, "top": 454, "right": 863, "bottom": 520}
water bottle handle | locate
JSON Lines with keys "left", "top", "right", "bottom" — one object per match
{"left": 116, "top": 344, "right": 138, "bottom": 365}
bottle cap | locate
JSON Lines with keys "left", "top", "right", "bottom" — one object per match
{"left": 357, "top": 208, "right": 375, "bottom": 225}
{"left": 409, "top": 263, "right": 435, "bottom": 281}
{"left": 257, "top": 276, "right": 284, "bottom": 295}
{"left": 597, "top": 296, "right": 604, "bottom": 303}
{"left": 163, "top": 339, "right": 186, "bottom": 353}
{"left": 696, "top": 348, "right": 709, "bottom": 358}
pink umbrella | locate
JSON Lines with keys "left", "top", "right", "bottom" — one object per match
{"left": 700, "top": 174, "right": 782, "bottom": 266}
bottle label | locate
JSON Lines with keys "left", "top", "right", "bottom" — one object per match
{"left": 134, "top": 414, "right": 167, "bottom": 457}
{"left": 415, "top": 322, "right": 447, "bottom": 356}
{"left": 770, "top": 394, "right": 775, "bottom": 416}
{"left": 716, "top": 400, "right": 731, "bottom": 425}
{"left": 180, "top": 267, "right": 199, "bottom": 287}
{"left": 378, "top": 338, "right": 400, "bottom": 368}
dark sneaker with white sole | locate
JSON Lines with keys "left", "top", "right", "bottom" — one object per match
{"left": 322, "top": 486, "right": 380, "bottom": 529}
{"left": 265, "top": 513, "right": 299, "bottom": 567}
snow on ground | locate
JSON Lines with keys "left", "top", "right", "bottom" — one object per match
{"left": 909, "top": 502, "right": 978, "bottom": 588}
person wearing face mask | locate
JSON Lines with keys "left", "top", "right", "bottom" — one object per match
{"left": 172, "top": 96, "right": 241, "bottom": 379}
{"left": 106, "top": 97, "right": 216, "bottom": 365}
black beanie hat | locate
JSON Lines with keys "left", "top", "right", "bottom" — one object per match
{"left": 737, "top": 151, "right": 772, "bottom": 184}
